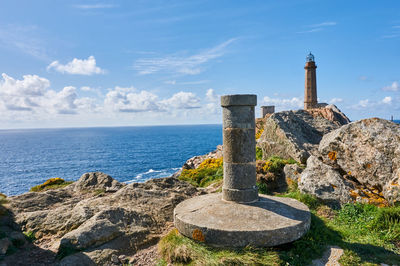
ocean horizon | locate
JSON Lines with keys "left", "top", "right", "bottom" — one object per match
{"left": 0, "top": 124, "right": 222, "bottom": 196}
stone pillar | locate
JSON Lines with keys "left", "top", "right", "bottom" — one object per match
{"left": 261, "top": 105, "right": 275, "bottom": 118}
{"left": 221, "top": 94, "right": 258, "bottom": 203}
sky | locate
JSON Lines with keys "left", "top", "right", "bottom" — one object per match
{"left": 0, "top": 0, "right": 399, "bottom": 129}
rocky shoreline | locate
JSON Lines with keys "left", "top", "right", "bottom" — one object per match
{"left": 1, "top": 105, "right": 400, "bottom": 265}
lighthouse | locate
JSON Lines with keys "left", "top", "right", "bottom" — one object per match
{"left": 304, "top": 52, "right": 317, "bottom": 109}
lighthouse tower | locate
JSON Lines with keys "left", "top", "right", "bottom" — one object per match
{"left": 304, "top": 52, "right": 317, "bottom": 109}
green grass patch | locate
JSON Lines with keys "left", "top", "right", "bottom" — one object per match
{"left": 158, "top": 229, "right": 281, "bottom": 265}
{"left": 23, "top": 231, "right": 36, "bottom": 242}
{"left": 30, "top": 178, "right": 73, "bottom": 192}
{"left": 256, "top": 147, "right": 263, "bottom": 160}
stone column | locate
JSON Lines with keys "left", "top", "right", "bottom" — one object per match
{"left": 221, "top": 94, "right": 258, "bottom": 203}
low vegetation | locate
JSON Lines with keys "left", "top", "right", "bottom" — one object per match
{"left": 0, "top": 193, "right": 7, "bottom": 216}
{"left": 179, "top": 158, "right": 223, "bottom": 187}
{"left": 30, "top": 177, "right": 73, "bottom": 192}
{"left": 167, "top": 152, "right": 400, "bottom": 265}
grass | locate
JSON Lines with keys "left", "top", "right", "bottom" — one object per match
{"left": 159, "top": 184, "right": 400, "bottom": 265}
{"left": 158, "top": 229, "right": 281, "bottom": 265}
{"left": 30, "top": 177, "right": 73, "bottom": 192}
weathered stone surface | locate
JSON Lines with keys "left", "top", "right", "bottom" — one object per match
{"left": 300, "top": 118, "right": 400, "bottom": 205}
{"left": 174, "top": 193, "right": 310, "bottom": 247}
{"left": 283, "top": 164, "right": 303, "bottom": 182}
{"left": 305, "top": 104, "right": 350, "bottom": 126}
{"left": 4, "top": 172, "right": 198, "bottom": 265}
{"left": 223, "top": 128, "right": 255, "bottom": 163}
{"left": 73, "top": 172, "right": 124, "bottom": 192}
{"left": 257, "top": 106, "right": 348, "bottom": 163}
{"left": 299, "top": 156, "right": 353, "bottom": 206}
{"left": 221, "top": 94, "right": 257, "bottom": 106}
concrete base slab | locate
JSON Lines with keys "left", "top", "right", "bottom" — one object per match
{"left": 174, "top": 193, "right": 311, "bottom": 247}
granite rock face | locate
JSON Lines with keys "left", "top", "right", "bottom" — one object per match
{"left": 257, "top": 106, "right": 348, "bottom": 163}
{"left": 4, "top": 172, "right": 198, "bottom": 265}
{"left": 299, "top": 118, "right": 400, "bottom": 206}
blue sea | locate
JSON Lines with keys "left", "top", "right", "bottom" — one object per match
{"left": 0, "top": 125, "right": 222, "bottom": 196}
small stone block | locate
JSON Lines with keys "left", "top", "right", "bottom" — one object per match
{"left": 223, "top": 106, "right": 255, "bottom": 129}
{"left": 223, "top": 162, "right": 256, "bottom": 189}
{"left": 222, "top": 187, "right": 258, "bottom": 203}
{"left": 223, "top": 128, "right": 256, "bottom": 163}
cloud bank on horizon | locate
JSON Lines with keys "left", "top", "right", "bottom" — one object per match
{"left": 0, "top": 0, "right": 399, "bottom": 128}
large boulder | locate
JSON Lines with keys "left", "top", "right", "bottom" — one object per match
{"left": 299, "top": 118, "right": 400, "bottom": 206}
{"left": 257, "top": 106, "right": 348, "bottom": 163}
{"left": 4, "top": 172, "right": 198, "bottom": 265}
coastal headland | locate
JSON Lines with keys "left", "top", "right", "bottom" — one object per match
{"left": 0, "top": 105, "right": 399, "bottom": 265}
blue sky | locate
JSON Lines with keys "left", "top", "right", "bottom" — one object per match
{"left": 0, "top": 0, "right": 399, "bottom": 129}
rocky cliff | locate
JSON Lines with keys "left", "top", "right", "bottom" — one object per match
{"left": 257, "top": 105, "right": 349, "bottom": 163}
{"left": 0, "top": 172, "right": 199, "bottom": 265}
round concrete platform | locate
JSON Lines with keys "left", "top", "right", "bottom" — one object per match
{"left": 174, "top": 193, "right": 311, "bottom": 247}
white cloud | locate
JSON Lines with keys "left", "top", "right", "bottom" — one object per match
{"left": 358, "top": 99, "right": 369, "bottom": 108}
{"left": 382, "top": 96, "right": 392, "bottom": 104}
{"left": 262, "top": 96, "right": 303, "bottom": 111}
{"left": 298, "top": 21, "right": 337, "bottom": 34}
{"left": 0, "top": 73, "right": 49, "bottom": 97}
{"left": 329, "top": 98, "right": 343, "bottom": 104}
{"left": 73, "top": 4, "right": 118, "bottom": 9}
{"left": 134, "top": 38, "right": 236, "bottom": 75}
{"left": 0, "top": 73, "right": 99, "bottom": 116}
{"left": 382, "top": 81, "right": 400, "bottom": 91}
{"left": 206, "top": 88, "right": 218, "bottom": 102}
{"left": 309, "top": 22, "right": 337, "bottom": 27}
{"left": 80, "top": 86, "right": 93, "bottom": 91}
{"left": 359, "top": 76, "right": 368, "bottom": 81}
{"left": 160, "top": 92, "right": 201, "bottom": 109}
{"left": 47, "top": 56, "right": 105, "bottom": 75}
{"left": 104, "top": 87, "right": 160, "bottom": 113}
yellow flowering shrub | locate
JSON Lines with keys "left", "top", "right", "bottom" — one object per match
{"left": 30, "top": 177, "right": 73, "bottom": 192}
{"left": 255, "top": 128, "right": 264, "bottom": 139}
{"left": 180, "top": 158, "right": 223, "bottom": 187}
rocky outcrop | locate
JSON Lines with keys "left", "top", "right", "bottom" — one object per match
{"left": 2, "top": 172, "right": 198, "bottom": 265}
{"left": 299, "top": 118, "right": 400, "bottom": 206}
{"left": 305, "top": 104, "right": 350, "bottom": 126}
{"left": 181, "top": 145, "right": 223, "bottom": 170}
{"left": 257, "top": 105, "right": 348, "bottom": 163}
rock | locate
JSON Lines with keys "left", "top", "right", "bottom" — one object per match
{"left": 73, "top": 172, "right": 124, "bottom": 192}
{"left": 299, "top": 156, "right": 353, "bottom": 207}
{"left": 110, "top": 254, "right": 119, "bottom": 263}
{"left": 7, "top": 173, "right": 198, "bottom": 265}
{"left": 305, "top": 104, "right": 350, "bottom": 126}
{"left": 257, "top": 106, "right": 347, "bottom": 163}
{"left": 182, "top": 145, "right": 223, "bottom": 170}
{"left": 0, "top": 238, "right": 12, "bottom": 255}
{"left": 300, "top": 118, "right": 400, "bottom": 205}
{"left": 283, "top": 164, "right": 303, "bottom": 182}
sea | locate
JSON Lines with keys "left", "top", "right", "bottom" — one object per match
{"left": 0, "top": 125, "right": 222, "bottom": 196}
